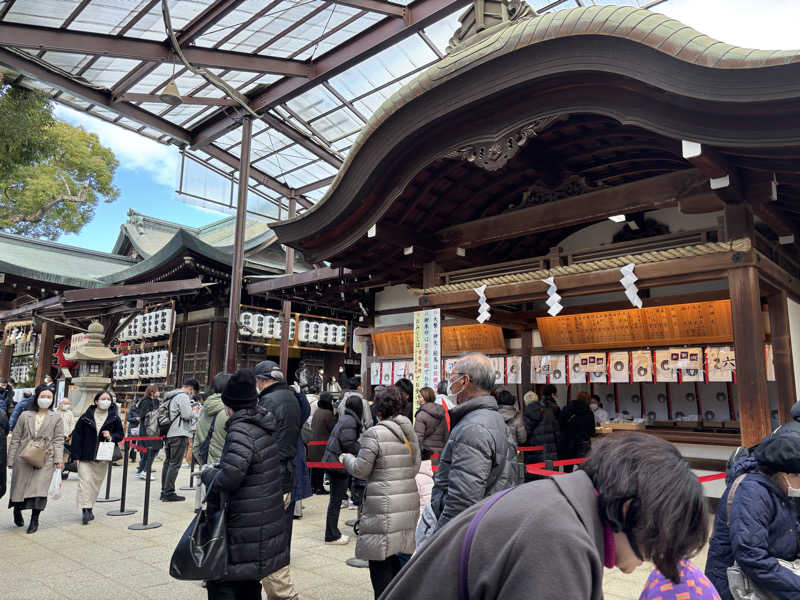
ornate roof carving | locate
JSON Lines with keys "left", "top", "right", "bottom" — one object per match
{"left": 447, "top": 0, "right": 535, "bottom": 53}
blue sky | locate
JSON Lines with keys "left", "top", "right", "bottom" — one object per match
{"left": 49, "top": 0, "right": 800, "bottom": 254}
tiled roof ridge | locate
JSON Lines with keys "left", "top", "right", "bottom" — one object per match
{"left": 0, "top": 230, "right": 136, "bottom": 264}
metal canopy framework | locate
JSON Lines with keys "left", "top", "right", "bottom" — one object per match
{"left": 0, "top": 0, "right": 666, "bottom": 218}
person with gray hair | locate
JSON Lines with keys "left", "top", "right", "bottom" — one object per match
{"left": 419, "top": 353, "right": 520, "bottom": 544}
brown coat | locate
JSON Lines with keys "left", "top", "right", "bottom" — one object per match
{"left": 308, "top": 405, "right": 335, "bottom": 462}
{"left": 413, "top": 402, "right": 448, "bottom": 454}
{"left": 8, "top": 410, "right": 64, "bottom": 502}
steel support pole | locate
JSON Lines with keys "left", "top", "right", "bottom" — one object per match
{"left": 224, "top": 115, "right": 252, "bottom": 373}
{"left": 279, "top": 197, "right": 296, "bottom": 377}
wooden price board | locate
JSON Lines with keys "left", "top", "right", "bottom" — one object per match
{"left": 373, "top": 323, "right": 506, "bottom": 357}
{"left": 537, "top": 300, "right": 733, "bottom": 351}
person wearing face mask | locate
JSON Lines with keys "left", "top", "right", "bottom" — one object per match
{"left": 706, "top": 431, "right": 800, "bottom": 600}
{"left": 590, "top": 395, "right": 610, "bottom": 425}
{"left": 424, "top": 353, "right": 520, "bottom": 537}
{"left": 68, "top": 390, "right": 124, "bottom": 525}
{"left": 6, "top": 384, "right": 64, "bottom": 533}
{"left": 381, "top": 432, "right": 708, "bottom": 600}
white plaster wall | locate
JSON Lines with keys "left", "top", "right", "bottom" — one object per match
{"left": 788, "top": 298, "right": 800, "bottom": 400}
{"left": 557, "top": 207, "right": 724, "bottom": 252}
{"left": 374, "top": 284, "right": 419, "bottom": 328}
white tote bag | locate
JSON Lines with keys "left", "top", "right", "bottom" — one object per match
{"left": 48, "top": 469, "right": 63, "bottom": 499}
{"left": 95, "top": 441, "right": 115, "bottom": 462}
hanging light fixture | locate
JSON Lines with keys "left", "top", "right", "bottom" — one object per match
{"left": 159, "top": 79, "right": 182, "bottom": 106}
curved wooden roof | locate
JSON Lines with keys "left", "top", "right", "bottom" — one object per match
{"left": 270, "top": 5, "right": 800, "bottom": 279}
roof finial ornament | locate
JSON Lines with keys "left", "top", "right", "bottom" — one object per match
{"left": 447, "top": 0, "right": 536, "bottom": 53}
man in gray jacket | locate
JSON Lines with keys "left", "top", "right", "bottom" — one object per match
{"left": 429, "top": 353, "right": 519, "bottom": 530}
{"left": 160, "top": 377, "right": 198, "bottom": 502}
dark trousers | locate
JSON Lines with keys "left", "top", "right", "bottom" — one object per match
{"left": 161, "top": 436, "right": 188, "bottom": 496}
{"left": 325, "top": 472, "right": 350, "bottom": 541}
{"left": 311, "top": 467, "right": 325, "bottom": 492}
{"left": 206, "top": 579, "right": 261, "bottom": 600}
{"left": 368, "top": 555, "right": 404, "bottom": 599}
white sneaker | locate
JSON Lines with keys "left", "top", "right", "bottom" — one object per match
{"left": 325, "top": 535, "right": 350, "bottom": 545}
{"left": 135, "top": 472, "right": 145, "bottom": 480}
{"left": 346, "top": 501, "right": 358, "bottom": 510}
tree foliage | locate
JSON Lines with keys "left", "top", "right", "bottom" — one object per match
{"left": 0, "top": 86, "right": 119, "bottom": 239}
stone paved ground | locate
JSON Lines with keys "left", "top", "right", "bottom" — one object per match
{"left": 0, "top": 459, "right": 709, "bottom": 600}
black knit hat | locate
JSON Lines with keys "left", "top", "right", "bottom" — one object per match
{"left": 755, "top": 432, "right": 800, "bottom": 474}
{"left": 222, "top": 369, "right": 258, "bottom": 410}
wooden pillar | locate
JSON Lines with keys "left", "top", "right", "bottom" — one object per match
{"left": 724, "top": 203, "right": 754, "bottom": 240}
{"left": 729, "top": 266, "right": 770, "bottom": 446}
{"left": 359, "top": 335, "right": 373, "bottom": 401}
{"left": 34, "top": 321, "right": 54, "bottom": 386}
{"left": 208, "top": 309, "right": 228, "bottom": 378}
{"left": 0, "top": 335, "right": 11, "bottom": 378}
{"left": 279, "top": 197, "right": 297, "bottom": 378}
{"left": 768, "top": 291, "right": 797, "bottom": 424}
{"left": 422, "top": 261, "right": 442, "bottom": 289}
{"left": 224, "top": 115, "right": 252, "bottom": 373}
{"left": 521, "top": 330, "right": 532, "bottom": 394}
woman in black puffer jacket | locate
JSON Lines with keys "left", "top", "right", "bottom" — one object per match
{"left": 200, "top": 370, "right": 288, "bottom": 600}
{"left": 321, "top": 396, "right": 363, "bottom": 544}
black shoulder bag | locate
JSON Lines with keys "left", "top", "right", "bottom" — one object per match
{"left": 170, "top": 475, "right": 228, "bottom": 581}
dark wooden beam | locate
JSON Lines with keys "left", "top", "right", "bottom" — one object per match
{"left": 34, "top": 320, "right": 54, "bottom": 386}
{"left": 768, "top": 291, "right": 797, "bottom": 424}
{"left": 247, "top": 267, "right": 351, "bottom": 295}
{"left": 728, "top": 266, "right": 770, "bottom": 447}
{"left": 0, "top": 22, "right": 312, "bottom": 77}
{"left": 436, "top": 169, "right": 708, "bottom": 250}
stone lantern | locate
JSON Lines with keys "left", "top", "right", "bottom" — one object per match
{"left": 64, "top": 321, "right": 118, "bottom": 414}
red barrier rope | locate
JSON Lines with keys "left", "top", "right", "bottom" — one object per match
{"left": 518, "top": 446, "right": 545, "bottom": 452}
{"left": 306, "top": 461, "right": 345, "bottom": 470}
{"left": 129, "top": 443, "right": 147, "bottom": 453}
{"left": 307, "top": 440, "right": 327, "bottom": 446}
{"left": 697, "top": 472, "right": 727, "bottom": 483}
{"left": 124, "top": 436, "right": 164, "bottom": 441}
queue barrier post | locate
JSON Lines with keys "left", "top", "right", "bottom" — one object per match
{"left": 95, "top": 448, "right": 120, "bottom": 503}
{"left": 180, "top": 457, "right": 197, "bottom": 491}
{"left": 129, "top": 436, "right": 162, "bottom": 531}
{"left": 108, "top": 439, "right": 136, "bottom": 516}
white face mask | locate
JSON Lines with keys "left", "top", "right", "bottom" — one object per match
{"left": 37, "top": 397, "right": 53, "bottom": 409}
{"left": 447, "top": 375, "right": 466, "bottom": 403}
{"left": 97, "top": 398, "right": 112, "bottom": 410}
{"left": 784, "top": 475, "right": 800, "bottom": 498}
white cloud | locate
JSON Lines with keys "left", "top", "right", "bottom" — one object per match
{"left": 53, "top": 105, "right": 179, "bottom": 188}
{"left": 655, "top": 0, "right": 800, "bottom": 50}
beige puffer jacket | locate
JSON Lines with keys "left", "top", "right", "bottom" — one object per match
{"left": 342, "top": 415, "right": 421, "bottom": 561}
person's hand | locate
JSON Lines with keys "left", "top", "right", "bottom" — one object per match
{"left": 283, "top": 492, "right": 291, "bottom": 509}
{"left": 55, "top": 463, "right": 63, "bottom": 469}
{"left": 75, "top": 460, "right": 80, "bottom": 467}
{"left": 102, "top": 430, "right": 111, "bottom": 440}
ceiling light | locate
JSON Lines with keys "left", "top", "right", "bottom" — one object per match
{"left": 159, "top": 80, "right": 182, "bottom": 106}
{"left": 608, "top": 214, "right": 626, "bottom": 223}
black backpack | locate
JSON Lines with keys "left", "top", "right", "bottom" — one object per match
{"left": 195, "top": 413, "right": 219, "bottom": 465}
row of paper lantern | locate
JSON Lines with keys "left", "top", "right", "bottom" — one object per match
{"left": 119, "top": 309, "right": 175, "bottom": 342}
{"left": 12, "top": 338, "right": 37, "bottom": 356}
{"left": 239, "top": 312, "right": 346, "bottom": 346}
{"left": 10, "top": 363, "right": 32, "bottom": 383}
{"left": 113, "top": 350, "right": 171, "bottom": 380}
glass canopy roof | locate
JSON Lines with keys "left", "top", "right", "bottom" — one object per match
{"left": 0, "top": 0, "right": 668, "bottom": 220}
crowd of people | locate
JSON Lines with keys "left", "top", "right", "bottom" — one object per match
{"left": 5, "top": 351, "right": 800, "bottom": 599}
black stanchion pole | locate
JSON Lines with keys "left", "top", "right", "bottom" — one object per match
{"left": 108, "top": 440, "right": 136, "bottom": 516}
{"left": 129, "top": 440, "right": 162, "bottom": 530}
{"left": 96, "top": 447, "right": 120, "bottom": 503}
{"left": 180, "top": 457, "right": 196, "bottom": 491}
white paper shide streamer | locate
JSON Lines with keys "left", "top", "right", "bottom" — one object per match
{"left": 543, "top": 276, "right": 563, "bottom": 316}
{"left": 619, "top": 263, "right": 642, "bottom": 308}
{"left": 474, "top": 284, "right": 491, "bottom": 323}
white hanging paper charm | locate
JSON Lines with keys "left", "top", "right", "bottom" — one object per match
{"left": 543, "top": 276, "right": 563, "bottom": 316}
{"left": 474, "top": 284, "right": 491, "bottom": 323}
{"left": 619, "top": 263, "right": 642, "bottom": 308}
